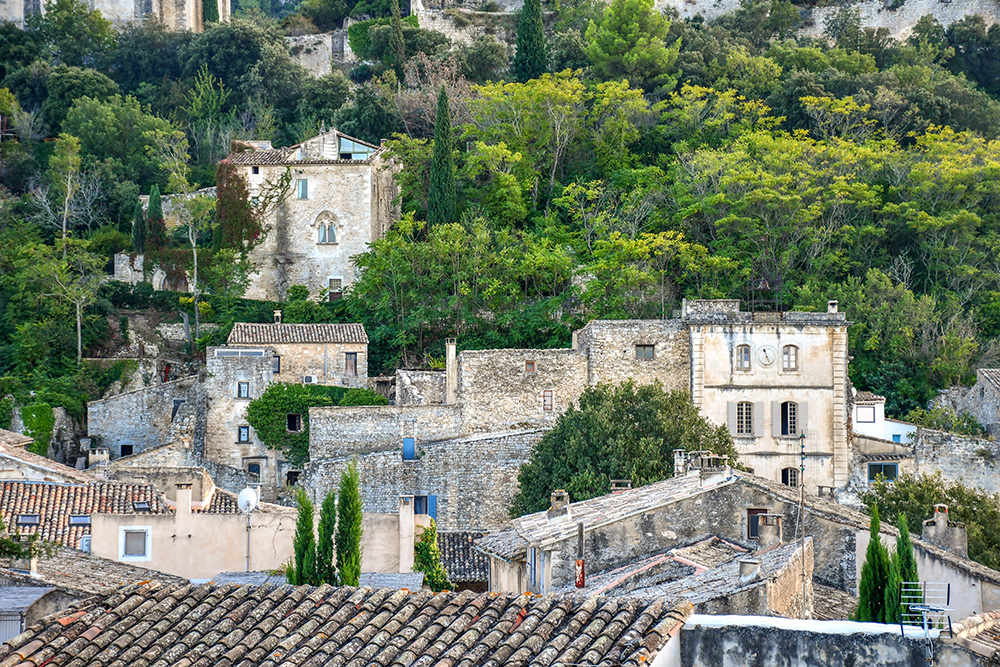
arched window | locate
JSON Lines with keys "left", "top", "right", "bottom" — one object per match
{"left": 782, "top": 345, "right": 799, "bottom": 370}
{"left": 780, "top": 401, "right": 798, "bottom": 436}
{"left": 318, "top": 224, "right": 327, "bottom": 243}
{"left": 315, "top": 212, "right": 339, "bottom": 245}
{"left": 327, "top": 224, "right": 337, "bottom": 243}
{"left": 781, "top": 467, "right": 799, "bottom": 488}
{"left": 736, "top": 401, "right": 754, "bottom": 436}
{"left": 736, "top": 344, "right": 751, "bottom": 370}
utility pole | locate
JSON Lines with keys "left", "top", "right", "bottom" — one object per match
{"left": 800, "top": 431, "right": 807, "bottom": 618}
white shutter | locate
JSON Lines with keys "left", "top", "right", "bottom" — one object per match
{"left": 727, "top": 402, "right": 737, "bottom": 433}
{"left": 772, "top": 402, "right": 782, "bottom": 437}
{"left": 753, "top": 402, "right": 764, "bottom": 437}
{"left": 798, "top": 402, "right": 808, "bottom": 436}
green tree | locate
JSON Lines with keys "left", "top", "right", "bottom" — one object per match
{"left": 512, "top": 0, "right": 546, "bottom": 83}
{"left": 896, "top": 513, "right": 919, "bottom": 585}
{"left": 584, "top": 0, "right": 679, "bottom": 92}
{"left": 316, "top": 490, "right": 339, "bottom": 585}
{"left": 511, "top": 381, "right": 737, "bottom": 516}
{"left": 428, "top": 86, "right": 456, "bottom": 226}
{"left": 131, "top": 200, "right": 145, "bottom": 254}
{"left": 145, "top": 185, "right": 167, "bottom": 251}
{"left": 287, "top": 487, "right": 317, "bottom": 585}
{"left": 47, "top": 133, "right": 82, "bottom": 255}
{"left": 412, "top": 519, "right": 452, "bottom": 592}
{"left": 31, "top": 0, "right": 115, "bottom": 68}
{"left": 335, "top": 459, "right": 363, "bottom": 586}
{"left": 245, "top": 383, "right": 348, "bottom": 466}
{"left": 41, "top": 65, "right": 119, "bottom": 130}
{"left": 203, "top": 0, "right": 219, "bottom": 24}
{"left": 388, "top": 0, "right": 406, "bottom": 79}
{"left": 853, "top": 505, "right": 893, "bottom": 623}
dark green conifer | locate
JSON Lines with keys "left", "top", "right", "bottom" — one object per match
{"left": 145, "top": 185, "right": 167, "bottom": 251}
{"left": 854, "top": 505, "right": 892, "bottom": 622}
{"left": 335, "top": 459, "right": 363, "bottom": 586}
{"left": 288, "top": 488, "right": 317, "bottom": 585}
{"left": 512, "top": 0, "right": 546, "bottom": 82}
{"left": 389, "top": 0, "right": 406, "bottom": 80}
{"left": 316, "top": 490, "right": 338, "bottom": 585}
{"left": 428, "top": 86, "right": 456, "bottom": 226}
{"left": 132, "top": 200, "right": 145, "bottom": 253}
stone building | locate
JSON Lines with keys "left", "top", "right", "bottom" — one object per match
{"left": 961, "top": 369, "right": 1000, "bottom": 438}
{"left": 1, "top": 0, "right": 229, "bottom": 32}
{"left": 226, "top": 128, "right": 400, "bottom": 302}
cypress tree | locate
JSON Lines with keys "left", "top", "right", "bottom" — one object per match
{"left": 854, "top": 505, "right": 892, "bottom": 623}
{"left": 145, "top": 185, "right": 167, "bottom": 251}
{"left": 895, "top": 513, "right": 919, "bottom": 585}
{"left": 389, "top": 0, "right": 406, "bottom": 80}
{"left": 428, "top": 85, "right": 456, "bottom": 226}
{"left": 288, "top": 488, "right": 317, "bottom": 585}
{"left": 316, "top": 490, "right": 339, "bottom": 585}
{"left": 132, "top": 200, "right": 146, "bottom": 254}
{"left": 512, "top": 0, "right": 546, "bottom": 82}
{"left": 335, "top": 459, "right": 363, "bottom": 586}
{"left": 412, "top": 519, "right": 452, "bottom": 592}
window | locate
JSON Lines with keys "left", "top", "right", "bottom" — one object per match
{"left": 237, "top": 381, "right": 250, "bottom": 399}
{"left": 17, "top": 514, "right": 39, "bottom": 526}
{"left": 338, "top": 137, "right": 377, "bottom": 160}
{"left": 543, "top": 390, "right": 554, "bottom": 411}
{"left": 287, "top": 413, "right": 302, "bottom": 432}
{"left": 736, "top": 345, "right": 751, "bottom": 370}
{"left": 856, "top": 406, "right": 876, "bottom": 423}
{"left": 781, "top": 467, "right": 799, "bottom": 488}
{"left": 247, "top": 463, "right": 261, "bottom": 478}
{"left": 413, "top": 495, "right": 437, "bottom": 519}
{"left": 317, "top": 223, "right": 337, "bottom": 244}
{"left": 215, "top": 349, "right": 265, "bottom": 357}
{"left": 892, "top": 434, "right": 902, "bottom": 443}
{"left": 736, "top": 401, "right": 754, "bottom": 436}
{"left": 120, "top": 444, "right": 134, "bottom": 457}
{"left": 345, "top": 352, "right": 357, "bottom": 376}
{"left": 133, "top": 501, "right": 151, "bottom": 512}
{"left": 69, "top": 515, "right": 90, "bottom": 526}
{"left": 238, "top": 425, "right": 250, "bottom": 442}
{"left": 780, "top": 401, "right": 798, "bottom": 436}
{"left": 525, "top": 360, "right": 536, "bottom": 373}
{"left": 747, "top": 509, "right": 767, "bottom": 539}
{"left": 635, "top": 344, "right": 655, "bottom": 359}
{"left": 120, "top": 527, "right": 150, "bottom": 560}
{"left": 782, "top": 345, "right": 799, "bottom": 371}
{"left": 868, "top": 462, "right": 898, "bottom": 482}
{"left": 272, "top": 355, "right": 281, "bottom": 374}
{"left": 286, "top": 471, "right": 301, "bottom": 486}
{"left": 328, "top": 278, "right": 343, "bottom": 302}
{"left": 296, "top": 178, "right": 308, "bottom": 199}
{"left": 252, "top": 166, "right": 259, "bottom": 175}
{"left": 529, "top": 546, "right": 537, "bottom": 586}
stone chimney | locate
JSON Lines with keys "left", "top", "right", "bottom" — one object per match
{"left": 273, "top": 309, "right": 282, "bottom": 324}
{"left": 398, "top": 495, "right": 415, "bottom": 574}
{"left": 673, "top": 449, "right": 689, "bottom": 477}
{"left": 610, "top": 479, "right": 632, "bottom": 493}
{"left": 547, "top": 489, "right": 570, "bottom": 523}
{"left": 175, "top": 482, "right": 193, "bottom": 515}
{"left": 757, "top": 513, "right": 782, "bottom": 549}
{"left": 921, "top": 504, "right": 968, "bottom": 558}
{"left": 445, "top": 338, "right": 457, "bottom": 405}
{"left": 738, "top": 557, "right": 760, "bottom": 579}
{"left": 828, "top": 300, "right": 839, "bottom": 314}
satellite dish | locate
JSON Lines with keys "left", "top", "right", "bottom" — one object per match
{"left": 238, "top": 487, "right": 259, "bottom": 514}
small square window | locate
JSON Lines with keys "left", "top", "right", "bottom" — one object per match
{"left": 247, "top": 462, "right": 261, "bottom": 478}
{"left": 272, "top": 355, "right": 281, "bottom": 374}
{"left": 635, "top": 344, "right": 655, "bottom": 359}
{"left": 123, "top": 530, "right": 148, "bottom": 558}
{"left": 237, "top": 381, "right": 250, "bottom": 398}
{"left": 543, "top": 390, "right": 554, "bottom": 411}
{"left": 525, "top": 360, "right": 536, "bottom": 373}
{"left": 287, "top": 414, "right": 302, "bottom": 432}
{"left": 868, "top": 462, "right": 898, "bottom": 482}
{"left": 132, "top": 501, "right": 151, "bottom": 512}
{"left": 238, "top": 426, "right": 250, "bottom": 442}
{"left": 69, "top": 515, "right": 91, "bottom": 525}
{"left": 252, "top": 166, "right": 260, "bottom": 175}
{"left": 121, "top": 444, "right": 134, "bottom": 457}
{"left": 297, "top": 179, "right": 309, "bottom": 199}
{"left": 892, "top": 434, "right": 902, "bottom": 443}
{"left": 17, "top": 514, "right": 40, "bottom": 526}
{"left": 856, "top": 405, "right": 875, "bottom": 423}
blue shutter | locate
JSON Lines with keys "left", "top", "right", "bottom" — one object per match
{"left": 402, "top": 437, "right": 415, "bottom": 460}
{"left": 428, "top": 495, "right": 437, "bottom": 520}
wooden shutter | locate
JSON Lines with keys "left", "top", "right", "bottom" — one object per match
{"left": 727, "top": 402, "right": 737, "bottom": 433}
{"left": 771, "top": 402, "right": 782, "bottom": 437}
{"left": 753, "top": 402, "right": 764, "bottom": 437}
{"left": 798, "top": 402, "right": 808, "bottom": 435}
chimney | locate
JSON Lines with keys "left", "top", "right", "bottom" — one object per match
{"left": 571, "top": 330, "right": 579, "bottom": 350}
{"left": 547, "top": 489, "right": 570, "bottom": 523}
{"left": 673, "top": 449, "right": 689, "bottom": 477}
{"left": 828, "top": 300, "right": 839, "bottom": 314}
{"left": 398, "top": 495, "right": 415, "bottom": 573}
{"left": 175, "top": 482, "right": 193, "bottom": 515}
{"left": 921, "top": 504, "right": 968, "bottom": 558}
{"left": 273, "top": 309, "right": 282, "bottom": 324}
{"left": 445, "top": 338, "right": 457, "bottom": 405}
{"left": 757, "top": 513, "right": 782, "bottom": 549}
{"left": 610, "top": 479, "right": 632, "bottom": 493}
{"left": 738, "top": 557, "right": 760, "bottom": 579}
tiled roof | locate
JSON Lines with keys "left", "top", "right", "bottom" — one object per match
{"left": 0, "top": 481, "right": 168, "bottom": 548}
{"left": 854, "top": 391, "right": 886, "bottom": 403}
{"left": 227, "top": 322, "right": 369, "bottom": 345}
{"left": 357, "top": 572, "right": 425, "bottom": 590}
{"left": 979, "top": 369, "right": 1000, "bottom": 393}
{"left": 474, "top": 529, "right": 528, "bottom": 561}
{"left": 0, "top": 582, "right": 690, "bottom": 667}
{"left": 0, "top": 547, "right": 187, "bottom": 596}
{"left": 812, "top": 584, "right": 859, "bottom": 621}
{"left": 0, "top": 434, "right": 94, "bottom": 484}
{"left": 0, "top": 587, "right": 54, "bottom": 612}
{"left": 438, "top": 530, "right": 489, "bottom": 582}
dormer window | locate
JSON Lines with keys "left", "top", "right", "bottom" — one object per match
{"left": 17, "top": 514, "right": 40, "bottom": 526}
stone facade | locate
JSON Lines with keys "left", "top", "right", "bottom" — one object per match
{"left": 574, "top": 319, "right": 691, "bottom": 390}
{"left": 396, "top": 369, "right": 446, "bottom": 405}
{"left": 801, "top": 0, "right": 1000, "bottom": 40}
{"left": 285, "top": 32, "right": 353, "bottom": 76}
{"left": 1, "top": 0, "right": 229, "bottom": 31}
{"left": 230, "top": 129, "right": 400, "bottom": 302}
{"left": 959, "top": 369, "right": 1000, "bottom": 439}
{"left": 309, "top": 405, "right": 463, "bottom": 459}
{"left": 96, "top": 440, "right": 255, "bottom": 496}
{"left": 912, "top": 428, "right": 1000, "bottom": 494}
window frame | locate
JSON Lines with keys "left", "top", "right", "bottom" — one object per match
{"left": 247, "top": 462, "right": 262, "bottom": 478}
{"left": 251, "top": 166, "right": 259, "bottom": 175}
{"left": 781, "top": 345, "right": 799, "bottom": 371}
{"left": 296, "top": 178, "right": 308, "bottom": 199}
{"left": 781, "top": 467, "right": 799, "bottom": 488}
{"left": 868, "top": 462, "right": 899, "bottom": 482}
{"left": 119, "top": 526, "right": 151, "bottom": 561}
{"left": 287, "top": 413, "right": 303, "bottom": 433}
{"left": 17, "top": 514, "right": 40, "bottom": 526}
{"left": 68, "top": 515, "right": 91, "bottom": 526}
{"left": 747, "top": 509, "right": 767, "bottom": 540}
{"left": 272, "top": 355, "right": 281, "bottom": 374}
{"left": 635, "top": 344, "right": 655, "bottom": 360}
{"left": 736, "top": 344, "right": 752, "bottom": 371}
{"left": 238, "top": 425, "right": 250, "bottom": 443}
{"left": 856, "top": 405, "right": 876, "bottom": 423}
{"left": 780, "top": 401, "right": 798, "bottom": 437}
{"left": 237, "top": 381, "right": 250, "bottom": 399}
{"left": 736, "top": 401, "right": 754, "bottom": 436}
{"left": 525, "top": 360, "right": 536, "bottom": 373}
{"left": 542, "top": 390, "right": 554, "bottom": 411}
{"left": 345, "top": 352, "right": 358, "bottom": 376}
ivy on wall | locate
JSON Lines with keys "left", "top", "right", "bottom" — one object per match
{"left": 245, "top": 384, "right": 387, "bottom": 466}
{"left": 21, "top": 403, "right": 55, "bottom": 456}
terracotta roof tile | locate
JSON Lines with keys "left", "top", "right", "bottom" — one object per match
{"left": 854, "top": 391, "right": 886, "bottom": 403}
{"left": 0, "top": 433, "right": 93, "bottom": 484}
{"left": 979, "top": 369, "right": 1000, "bottom": 393}
{"left": 437, "top": 531, "right": 489, "bottom": 583}
{"left": 227, "top": 323, "right": 368, "bottom": 345}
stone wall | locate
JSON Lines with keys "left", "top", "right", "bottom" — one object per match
{"left": 96, "top": 440, "right": 255, "bottom": 496}
{"left": 801, "top": 0, "right": 1000, "bottom": 40}
{"left": 285, "top": 31, "right": 353, "bottom": 76}
{"left": 913, "top": 428, "right": 1000, "bottom": 494}
{"left": 302, "top": 429, "right": 543, "bottom": 530}
{"left": 113, "top": 254, "right": 144, "bottom": 285}
{"left": 411, "top": 0, "right": 518, "bottom": 46}
{"left": 459, "top": 349, "right": 589, "bottom": 433}
{"left": 309, "top": 404, "right": 463, "bottom": 458}
{"left": 267, "top": 341, "right": 368, "bottom": 388}
{"left": 396, "top": 369, "right": 445, "bottom": 406}
{"left": 575, "top": 319, "right": 691, "bottom": 390}
{"left": 958, "top": 371, "right": 1000, "bottom": 438}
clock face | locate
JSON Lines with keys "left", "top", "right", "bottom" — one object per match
{"left": 757, "top": 345, "right": 777, "bottom": 366}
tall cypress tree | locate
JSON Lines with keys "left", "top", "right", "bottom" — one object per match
{"left": 428, "top": 85, "right": 456, "bottom": 226}
{"left": 145, "top": 185, "right": 167, "bottom": 251}
{"left": 132, "top": 200, "right": 146, "bottom": 254}
{"left": 316, "top": 490, "right": 338, "bottom": 585}
{"left": 389, "top": 0, "right": 406, "bottom": 81}
{"left": 288, "top": 488, "right": 317, "bottom": 585}
{"left": 512, "top": 0, "right": 546, "bottom": 82}
{"left": 335, "top": 459, "right": 363, "bottom": 586}
{"left": 854, "top": 505, "right": 893, "bottom": 623}
{"left": 895, "top": 513, "right": 919, "bottom": 585}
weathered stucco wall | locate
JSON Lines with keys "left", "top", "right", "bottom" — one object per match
{"left": 309, "top": 404, "right": 463, "bottom": 459}
{"left": 303, "top": 429, "right": 543, "bottom": 530}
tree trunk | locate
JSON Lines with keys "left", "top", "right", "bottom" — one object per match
{"left": 191, "top": 227, "right": 200, "bottom": 341}
{"left": 76, "top": 301, "right": 82, "bottom": 365}
{"left": 61, "top": 171, "right": 72, "bottom": 260}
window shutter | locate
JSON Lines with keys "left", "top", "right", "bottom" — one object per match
{"left": 771, "top": 402, "right": 782, "bottom": 437}
{"left": 428, "top": 495, "right": 437, "bottom": 520}
{"left": 753, "top": 402, "right": 764, "bottom": 437}
{"left": 727, "top": 402, "right": 737, "bottom": 432}
{"left": 402, "top": 437, "right": 415, "bottom": 461}
{"left": 798, "top": 402, "right": 808, "bottom": 435}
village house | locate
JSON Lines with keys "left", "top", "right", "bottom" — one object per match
{"left": 0, "top": 428, "right": 92, "bottom": 485}
{"left": 960, "top": 369, "right": 1000, "bottom": 438}
{"left": 226, "top": 128, "right": 400, "bottom": 302}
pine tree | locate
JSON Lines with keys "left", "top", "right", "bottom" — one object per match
{"left": 854, "top": 505, "right": 893, "bottom": 623}
{"left": 412, "top": 519, "right": 452, "bottom": 592}
{"left": 389, "top": 0, "right": 406, "bottom": 81}
{"left": 288, "top": 488, "right": 317, "bottom": 585}
{"left": 895, "top": 513, "right": 919, "bottom": 585}
{"left": 145, "top": 185, "right": 167, "bottom": 251}
{"left": 512, "top": 0, "right": 546, "bottom": 82}
{"left": 335, "top": 459, "right": 363, "bottom": 586}
{"left": 427, "top": 86, "right": 456, "bottom": 226}
{"left": 316, "top": 490, "right": 338, "bottom": 585}
{"left": 132, "top": 200, "right": 145, "bottom": 254}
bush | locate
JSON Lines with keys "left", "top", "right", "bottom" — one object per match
{"left": 339, "top": 387, "right": 388, "bottom": 406}
{"left": 0, "top": 397, "right": 13, "bottom": 430}
{"left": 20, "top": 403, "right": 54, "bottom": 456}
{"left": 347, "top": 14, "right": 418, "bottom": 59}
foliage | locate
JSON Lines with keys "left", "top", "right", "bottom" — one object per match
{"left": 335, "top": 459, "right": 363, "bottom": 586}
{"left": 412, "top": 519, "right": 452, "bottom": 591}
{"left": 20, "top": 402, "right": 54, "bottom": 456}
{"left": 512, "top": 0, "right": 546, "bottom": 83}
{"left": 584, "top": 0, "right": 679, "bottom": 92}
{"left": 245, "top": 383, "right": 347, "bottom": 466}
{"left": 0, "top": 397, "right": 13, "bottom": 431}
{"left": 510, "top": 381, "right": 737, "bottom": 516}
{"left": 346, "top": 14, "right": 419, "bottom": 60}
{"left": 428, "top": 86, "right": 456, "bottom": 226}
{"left": 132, "top": 201, "right": 145, "bottom": 254}
{"left": 853, "top": 505, "right": 893, "bottom": 623}
{"left": 316, "top": 490, "right": 338, "bottom": 585}
{"left": 339, "top": 388, "right": 388, "bottom": 406}
{"left": 287, "top": 487, "right": 318, "bottom": 585}
{"left": 145, "top": 184, "right": 167, "bottom": 251}
{"left": 203, "top": 0, "right": 220, "bottom": 24}
{"left": 42, "top": 65, "right": 119, "bottom": 130}
{"left": 903, "top": 406, "right": 987, "bottom": 438}
{"left": 891, "top": 512, "right": 919, "bottom": 623}
{"left": 31, "top": 0, "right": 115, "bottom": 68}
